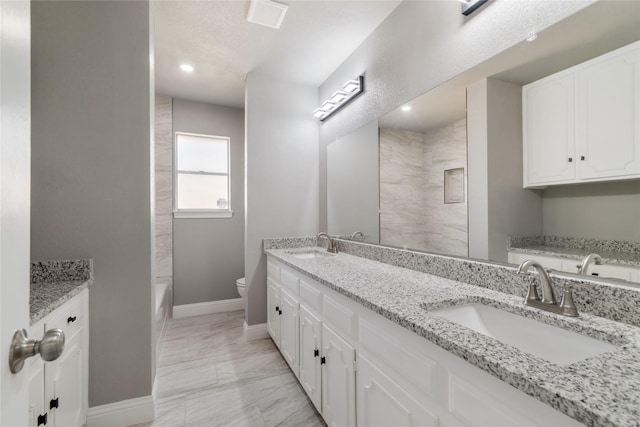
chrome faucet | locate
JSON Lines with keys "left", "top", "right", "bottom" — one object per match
{"left": 317, "top": 232, "right": 338, "bottom": 254}
{"left": 516, "top": 260, "right": 578, "bottom": 317}
{"left": 577, "top": 253, "right": 602, "bottom": 275}
{"left": 350, "top": 231, "right": 364, "bottom": 240}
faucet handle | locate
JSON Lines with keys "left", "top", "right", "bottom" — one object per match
{"left": 559, "top": 285, "right": 579, "bottom": 317}
{"left": 525, "top": 281, "right": 540, "bottom": 303}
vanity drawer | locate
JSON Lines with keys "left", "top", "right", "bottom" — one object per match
{"left": 45, "top": 294, "right": 84, "bottom": 340}
{"left": 280, "top": 267, "right": 300, "bottom": 294}
{"left": 323, "top": 293, "right": 357, "bottom": 341}
{"left": 359, "top": 317, "right": 438, "bottom": 400}
{"left": 299, "top": 277, "right": 322, "bottom": 313}
{"left": 267, "top": 258, "right": 281, "bottom": 282}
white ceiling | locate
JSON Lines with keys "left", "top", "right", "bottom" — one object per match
{"left": 379, "top": 0, "right": 640, "bottom": 134}
{"left": 154, "top": 0, "right": 402, "bottom": 108}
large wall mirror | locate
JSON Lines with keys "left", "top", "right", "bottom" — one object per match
{"left": 327, "top": 1, "right": 640, "bottom": 284}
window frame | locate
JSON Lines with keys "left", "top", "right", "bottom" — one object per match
{"left": 173, "top": 131, "right": 233, "bottom": 219}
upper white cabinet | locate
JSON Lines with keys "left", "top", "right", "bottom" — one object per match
{"left": 523, "top": 41, "right": 640, "bottom": 188}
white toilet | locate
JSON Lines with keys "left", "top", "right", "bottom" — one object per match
{"left": 236, "top": 277, "right": 245, "bottom": 298}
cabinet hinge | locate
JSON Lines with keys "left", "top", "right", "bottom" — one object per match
{"left": 314, "top": 349, "right": 319, "bottom": 357}
{"left": 320, "top": 356, "right": 326, "bottom": 365}
{"left": 37, "top": 413, "right": 47, "bottom": 426}
{"left": 50, "top": 397, "right": 59, "bottom": 410}
{"left": 353, "top": 359, "right": 357, "bottom": 372}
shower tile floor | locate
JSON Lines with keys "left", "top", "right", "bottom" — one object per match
{"left": 131, "top": 310, "right": 325, "bottom": 427}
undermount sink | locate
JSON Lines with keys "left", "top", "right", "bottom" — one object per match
{"left": 430, "top": 303, "right": 617, "bottom": 365}
{"left": 289, "top": 250, "right": 335, "bottom": 259}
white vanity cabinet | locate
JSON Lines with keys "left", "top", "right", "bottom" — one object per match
{"left": 29, "top": 288, "right": 89, "bottom": 427}
{"left": 523, "top": 40, "right": 640, "bottom": 188}
{"left": 508, "top": 251, "right": 640, "bottom": 282}
{"left": 267, "top": 256, "right": 584, "bottom": 427}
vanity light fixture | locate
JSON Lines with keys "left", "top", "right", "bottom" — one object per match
{"left": 314, "top": 75, "right": 365, "bottom": 121}
{"left": 461, "top": 0, "right": 488, "bottom": 16}
{"left": 180, "top": 64, "right": 194, "bottom": 73}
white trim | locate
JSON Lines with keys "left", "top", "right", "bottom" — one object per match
{"left": 173, "top": 298, "right": 244, "bottom": 319}
{"left": 244, "top": 321, "right": 269, "bottom": 341}
{"left": 174, "top": 210, "right": 233, "bottom": 219}
{"left": 87, "top": 395, "right": 154, "bottom": 427}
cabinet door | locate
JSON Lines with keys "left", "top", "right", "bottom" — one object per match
{"left": 523, "top": 73, "right": 576, "bottom": 186}
{"left": 357, "top": 354, "right": 438, "bottom": 427}
{"left": 267, "top": 277, "right": 281, "bottom": 346}
{"left": 45, "top": 332, "right": 84, "bottom": 427}
{"left": 280, "top": 288, "right": 300, "bottom": 377}
{"left": 28, "top": 356, "right": 46, "bottom": 427}
{"left": 299, "top": 305, "right": 322, "bottom": 412}
{"left": 322, "top": 324, "right": 356, "bottom": 427}
{"left": 577, "top": 44, "right": 640, "bottom": 180}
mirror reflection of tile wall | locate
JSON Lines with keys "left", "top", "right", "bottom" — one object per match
{"left": 155, "top": 95, "right": 174, "bottom": 288}
{"left": 379, "top": 118, "right": 468, "bottom": 256}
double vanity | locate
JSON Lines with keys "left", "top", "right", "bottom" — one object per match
{"left": 264, "top": 237, "right": 640, "bottom": 427}
{"left": 28, "top": 260, "right": 92, "bottom": 427}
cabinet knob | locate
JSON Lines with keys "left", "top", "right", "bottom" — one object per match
{"left": 314, "top": 349, "right": 319, "bottom": 357}
{"left": 275, "top": 306, "right": 279, "bottom": 313}
{"left": 568, "top": 157, "right": 573, "bottom": 162}
{"left": 581, "top": 155, "right": 585, "bottom": 160}
{"left": 67, "top": 316, "right": 77, "bottom": 324}
{"left": 320, "top": 356, "right": 326, "bottom": 365}
{"left": 37, "top": 413, "right": 47, "bottom": 426}
{"left": 50, "top": 398, "right": 59, "bottom": 410}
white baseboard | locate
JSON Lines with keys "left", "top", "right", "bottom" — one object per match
{"left": 87, "top": 395, "right": 154, "bottom": 427}
{"left": 173, "top": 298, "right": 244, "bottom": 319}
{"left": 243, "top": 321, "right": 269, "bottom": 341}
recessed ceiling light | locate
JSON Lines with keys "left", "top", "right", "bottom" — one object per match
{"left": 247, "top": 0, "right": 288, "bottom": 29}
{"left": 180, "top": 64, "right": 194, "bottom": 73}
{"left": 526, "top": 31, "right": 538, "bottom": 42}
{"left": 401, "top": 105, "right": 412, "bottom": 112}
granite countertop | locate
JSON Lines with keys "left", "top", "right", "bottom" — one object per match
{"left": 508, "top": 236, "right": 640, "bottom": 267}
{"left": 30, "top": 259, "right": 93, "bottom": 325}
{"left": 265, "top": 246, "right": 640, "bottom": 427}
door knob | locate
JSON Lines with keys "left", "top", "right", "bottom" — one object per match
{"left": 9, "top": 328, "right": 65, "bottom": 374}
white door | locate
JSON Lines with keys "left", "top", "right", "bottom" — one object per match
{"left": 299, "top": 305, "right": 322, "bottom": 411}
{"left": 279, "top": 288, "right": 300, "bottom": 377}
{"left": 321, "top": 324, "right": 356, "bottom": 427}
{"left": 357, "top": 354, "right": 438, "bottom": 427}
{"left": 266, "top": 278, "right": 281, "bottom": 346}
{"left": 0, "top": 0, "right": 32, "bottom": 425}
{"left": 576, "top": 43, "right": 640, "bottom": 180}
{"left": 523, "top": 73, "right": 576, "bottom": 186}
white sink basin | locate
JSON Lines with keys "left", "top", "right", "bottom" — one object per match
{"left": 290, "top": 250, "right": 334, "bottom": 259}
{"left": 430, "top": 303, "right": 617, "bottom": 365}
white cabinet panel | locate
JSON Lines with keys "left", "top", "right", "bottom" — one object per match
{"left": 323, "top": 294, "right": 357, "bottom": 341}
{"left": 357, "top": 354, "right": 438, "bottom": 427}
{"left": 300, "top": 278, "right": 322, "bottom": 313}
{"left": 45, "top": 333, "right": 83, "bottom": 427}
{"left": 281, "top": 267, "right": 300, "bottom": 294}
{"left": 523, "top": 41, "right": 640, "bottom": 187}
{"left": 524, "top": 73, "right": 575, "bottom": 186}
{"left": 299, "top": 305, "right": 322, "bottom": 411}
{"left": 577, "top": 46, "right": 640, "bottom": 180}
{"left": 322, "top": 324, "right": 356, "bottom": 427}
{"left": 267, "top": 277, "right": 281, "bottom": 346}
{"left": 280, "top": 288, "right": 300, "bottom": 377}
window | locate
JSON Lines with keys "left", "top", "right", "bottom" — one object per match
{"left": 174, "top": 132, "right": 232, "bottom": 218}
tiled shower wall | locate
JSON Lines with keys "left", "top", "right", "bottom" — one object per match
{"left": 379, "top": 118, "right": 468, "bottom": 256}
{"left": 155, "top": 95, "right": 173, "bottom": 288}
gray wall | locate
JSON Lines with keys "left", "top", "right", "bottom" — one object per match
{"left": 31, "top": 1, "right": 153, "bottom": 407}
{"left": 245, "top": 73, "right": 319, "bottom": 326}
{"left": 318, "top": 0, "right": 593, "bottom": 230}
{"left": 327, "top": 120, "right": 379, "bottom": 242}
{"left": 172, "top": 98, "right": 245, "bottom": 305}
{"left": 468, "top": 78, "right": 543, "bottom": 262}
{"left": 543, "top": 181, "right": 640, "bottom": 241}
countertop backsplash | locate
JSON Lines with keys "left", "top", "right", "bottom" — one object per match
{"left": 271, "top": 236, "right": 640, "bottom": 328}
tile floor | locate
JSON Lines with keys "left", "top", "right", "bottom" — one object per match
{"left": 131, "top": 310, "right": 326, "bottom": 427}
